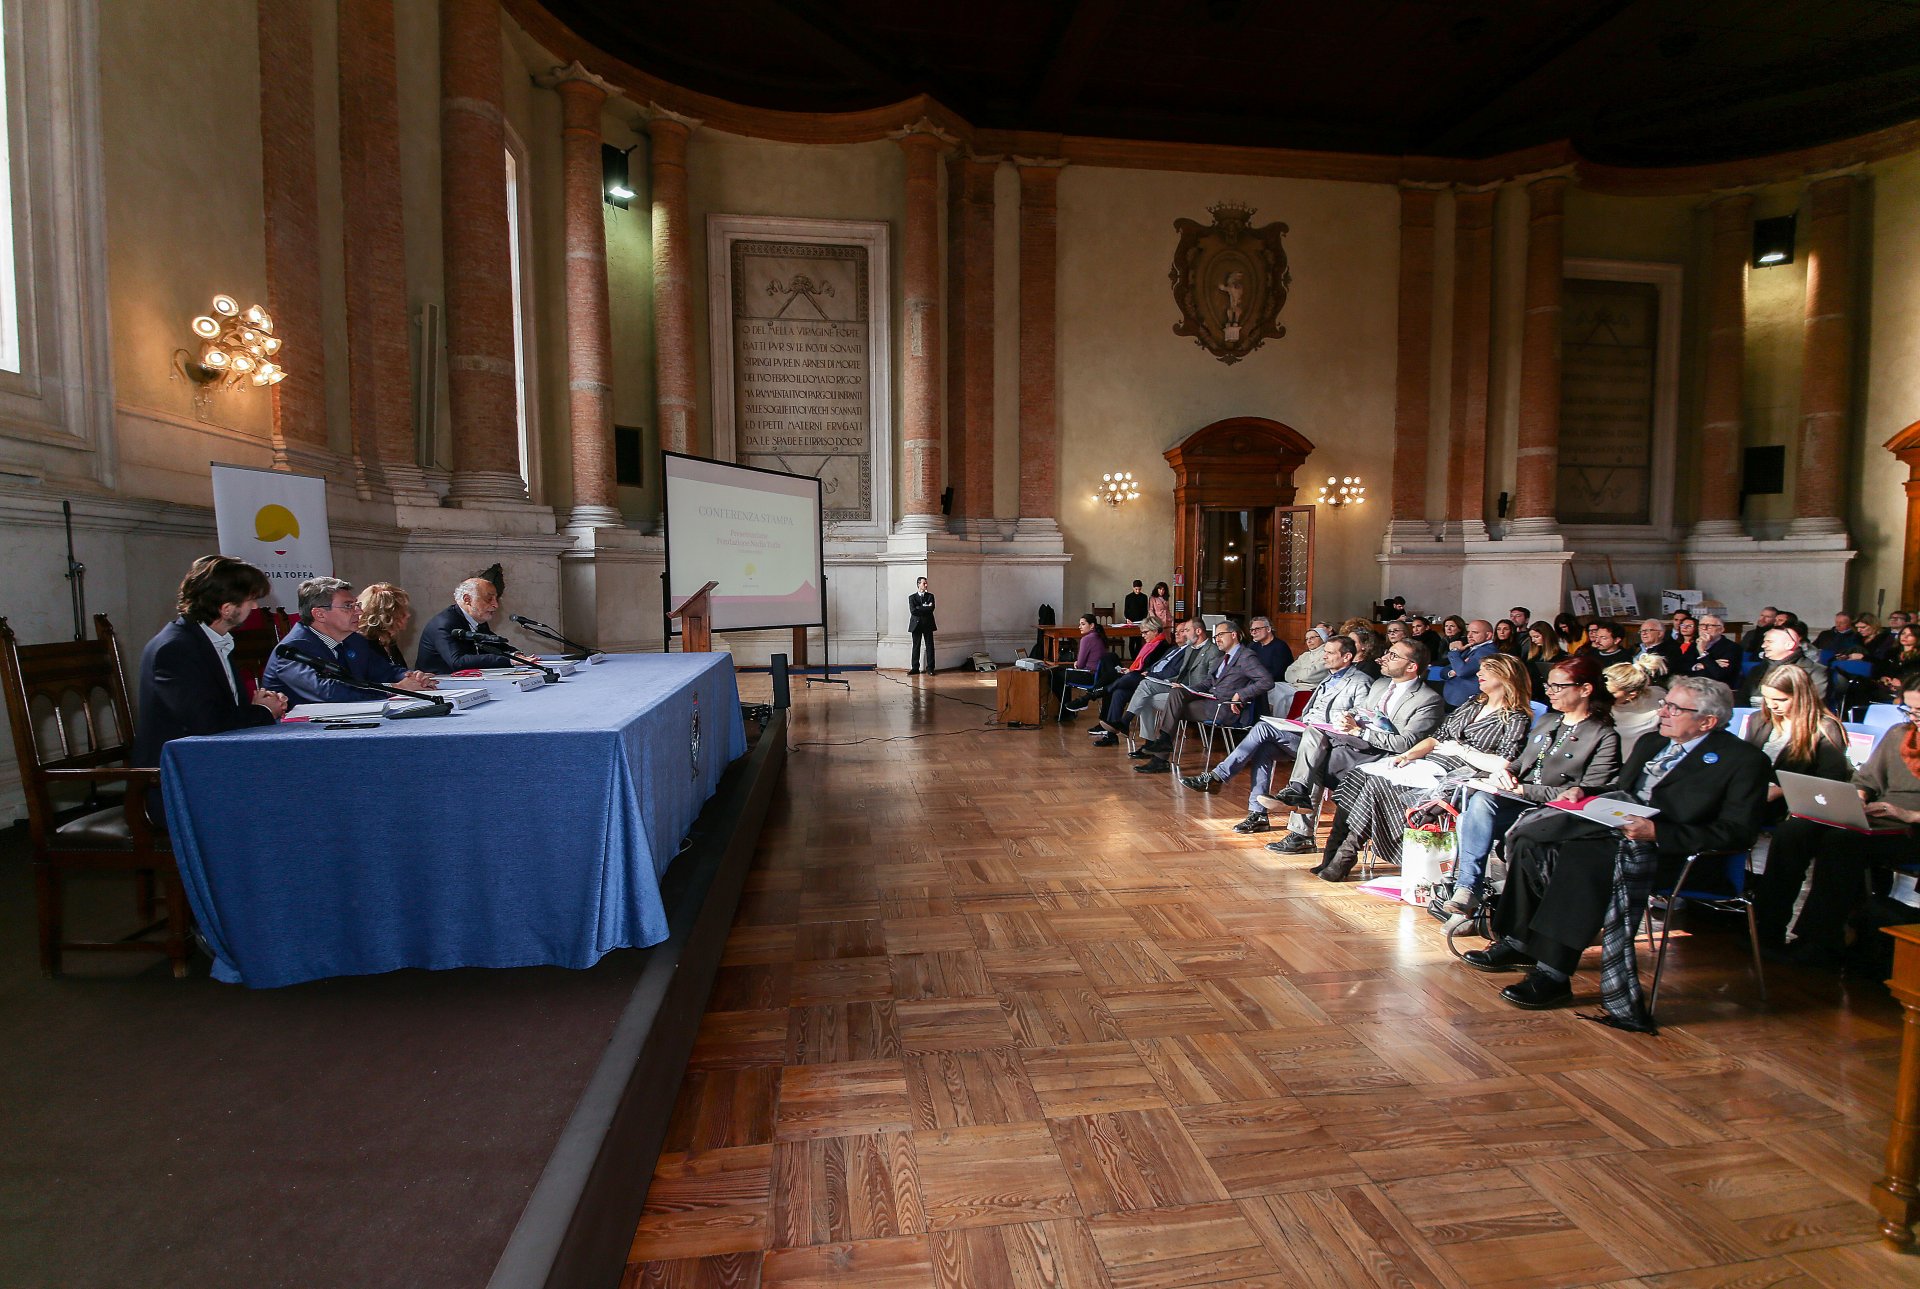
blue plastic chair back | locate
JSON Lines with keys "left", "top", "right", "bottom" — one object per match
{"left": 1863, "top": 705, "right": 1904, "bottom": 735}
{"left": 1659, "top": 851, "right": 1750, "bottom": 902}
{"left": 1427, "top": 664, "right": 1446, "bottom": 682}
{"left": 1834, "top": 658, "right": 1873, "bottom": 679}
{"left": 1530, "top": 701, "right": 1547, "bottom": 720}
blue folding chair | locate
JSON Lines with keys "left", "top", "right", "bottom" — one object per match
{"left": 1862, "top": 704, "right": 1904, "bottom": 736}
{"left": 1530, "top": 701, "right": 1547, "bottom": 721}
{"left": 1644, "top": 848, "right": 1763, "bottom": 1020}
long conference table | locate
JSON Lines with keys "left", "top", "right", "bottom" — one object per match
{"left": 160, "top": 653, "right": 747, "bottom": 988}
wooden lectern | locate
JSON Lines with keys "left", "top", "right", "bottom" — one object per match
{"left": 668, "top": 580, "right": 718, "bottom": 653}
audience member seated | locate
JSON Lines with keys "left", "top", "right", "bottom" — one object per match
{"left": 1462, "top": 677, "right": 1770, "bottom": 1015}
{"left": 1123, "top": 580, "right": 1150, "bottom": 623}
{"left": 1740, "top": 606, "right": 1780, "bottom": 656}
{"left": 1671, "top": 614, "right": 1702, "bottom": 670}
{"left": 1313, "top": 654, "right": 1533, "bottom": 882}
{"left": 1433, "top": 656, "right": 1621, "bottom": 923}
{"left": 133, "top": 556, "right": 288, "bottom": 767}
{"left": 1438, "top": 615, "right": 1467, "bottom": 655}
{"left": 1740, "top": 624, "right": 1829, "bottom": 703}
{"left": 1683, "top": 613, "right": 1742, "bottom": 686}
{"left": 1407, "top": 615, "right": 1445, "bottom": 669}
{"left": 1284, "top": 628, "right": 1331, "bottom": 689}
{"left": 1668, "top": 609, "right": 1694, "bottom": 641}
{"left": 1523, "top": 620, "right": 1566, "bottom": 696}
{"left": 1508, "top": 606, "right": 1533, "bottom": 632}
{"left": 1635, "top": 617, "right": 1682, "bottom": 672}
{"left": 1379, "top": 596, "right": 1407, "bottom": 621}
{"left": 1149, "top": 619, "right": 1273, "bottom": 761}
{"left": 1813, "top": 611, "right": 1862, "bottom": 656}
{"left": 1577, "top": 620, "right": 1631, "bottom": 668}
{"left": 415, "top": 576, "right": 516, "bottom": 673}
{"left": 357, "top": 582, "right": 414, "bottom": 669}
{"left": 1440, "top": 619, "right": 1496, "bottom": 705}
{"left": 1753, "top": 672, "right": 1920, "bottom": 970}
{"left": 1879, "top": 625, "right": 1920, "bottom": 700}
{"left": 1091, "top": 616, "right": 1171, "bottom": 746}
{"left": 1492, "top": 618, "right": 1524, "bottom": 656}
{"left": 1605, "top": 658, "right": 1667, "bottom": 747}
{"left": 1175, "top": 634, "right": 1376, "bottom": 838}
{"left": 1553, "top": 612, "right": 1588, "bottom": 655}
{"left": 262, "top": 577, "right": 440, "bottom": 705}
{"left": 1246, "top": 615, "right": 1294, "bottom": 680}
{"left": 1125, "top": 619, "right": 1220, "bottom": 766}
{"left": 1349, "top": 627, "right": 1383, "bottom": 680}
{"left": 1742, "top": 664, "right": 1851, "bottom": 826}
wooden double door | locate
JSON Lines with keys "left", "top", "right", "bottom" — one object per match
{"left": 1164, "top": 417, "right": 1316, "bottom": 647}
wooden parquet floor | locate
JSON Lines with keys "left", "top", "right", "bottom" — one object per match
{"left": 623, "top": 671, "right": 1915, "bottom": 1289}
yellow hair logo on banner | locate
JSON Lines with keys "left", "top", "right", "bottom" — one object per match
{"left": 254, "top": 504, "right": 300, "bottom": 543}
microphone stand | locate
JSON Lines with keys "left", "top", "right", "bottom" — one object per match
{"left": 454, "top": 632, "right": 559, "bottom": 683}
{"left": 279, "top": 648, "right": 453, "bottom": 719}
{"left": 511, "top": 615, "right": 602, "bottom": 661}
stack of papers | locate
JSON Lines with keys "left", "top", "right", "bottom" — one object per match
{"left": 291, "top": 700, "right": 388, "bottom": 720}
{"left": 1355, "top": 759, "right": 1445, "bottom": 789}
{"left": 1547, "top": 796, "right": 1659, "bottom": 830}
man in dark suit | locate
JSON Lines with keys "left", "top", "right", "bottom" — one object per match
{"left": 907, "top": 576, "right": 937, "bottom": 675}
{"left": 1129, "top": 620, "right": 1223, "bottom": 769}
{"left": 1576, "top": 620, "right": 1632, "bottom": 668}
{"left": 1441, "top": 619, "right": 1497, "bottom": 705}
{"left": 1138, "top": 620, "right": 1271, "bottom": 773}
{"left": 1462, "top": 676, "right": 1771, "bottom": 1009}
{"left": 262, "top": 577, "right": 440, "bottom": 705}
{"left": 415, "top": 576, "right": 517, "bottom": 673}
{"left": 133, "top": 556, "right": 288, "bottom": 767}
{"left": 1682, "top": 614, "right": 1742, "bottom": 685}
{"left": 1634, "top": 617, "right": 1684, "bottom": 673}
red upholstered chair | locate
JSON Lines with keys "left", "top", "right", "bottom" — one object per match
{"left": 0, "top": 614, "right": 187, "bottom": 977}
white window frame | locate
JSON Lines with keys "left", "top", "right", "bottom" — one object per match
{"left": 502, "top": 124, "right": 540, "bottom": 502}
{"left": 0, "top": 0, "right": 113, "bottom": 486}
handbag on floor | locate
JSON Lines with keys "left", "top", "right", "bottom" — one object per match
{"left": 1400, "top": 798, "right": 1459, "bottom": 906}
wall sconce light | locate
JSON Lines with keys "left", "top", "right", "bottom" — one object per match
{"left": 1752, "top": 214, "right": 1795, "bottom": 267}
{"left": 1090, "top": 471, "right": 1140, "bottom": 507}
{"left": 603, "top": 143, "right": 635, "bottom": 208}
{"left": 1316, "top": 474, "right": 1365, "bottom": 508}
{"left": 173, "top": 294, "right": 286, "bottom": 395}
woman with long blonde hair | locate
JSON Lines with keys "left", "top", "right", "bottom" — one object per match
{"left": 357, "top": 582, "right": 414, "bottom": 669}
{"left": 1743, "top": 663, "right": 1851, "bottom": 822}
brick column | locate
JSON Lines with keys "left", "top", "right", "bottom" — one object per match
{"left": 1388, "top": 186, "right": 1437, "bottom": 528}
{"left": 553, "top": 67, "right": 622, "bottom": 528}
{"left": 1509, "top": 175, "right": 1566, "bottom": 535}
{"left": 894, "top": 126, "right": 946, "bottom": 533}
{"left": 1791, "top": 174, "right": 1858, "bottom": 536}
{"left": 1443, "top": 187, "right": 1497, "bottom": 538}
{"left": 257, "top": 0, "right": 332, "bottom": 475}
{"left": 945, "top": 154, "right": 997, "bottom": 528}
{"left": 648, "top": 111, "right": 699, "bottom": 460}
{"left": 338, "top": 0, "right": 424, "bottom": 497}
{"left": 1693, "top": 192, "right": 1755, "bottom": 537}
{"left": 1017, "top": 159, "right": 1064, "bottom": 533}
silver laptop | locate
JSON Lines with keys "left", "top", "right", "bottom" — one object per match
{"left": 1777, "top": 770, "right": 1907, "bottom": 835}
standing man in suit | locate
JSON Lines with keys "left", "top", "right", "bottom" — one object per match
{"left": 1442, "top": 619, "right": 1497, "bottom": 705}
{"left": 1462, "top": 676, "right": 1770, "bottom": 1010}
{"left": 133, "top": 556, "right": 287, "bottom": 766}
{"left": 1123, "top": 580, "right": 1150, "bottom": 623}
{"left": 262, "top": 577, "right": 439, "bottom": 704}
{"left": 907, "top": 575, "right": 937, "bottom": 675}
{"left": 415, "top": 576, "right": 517, "bottom": 673}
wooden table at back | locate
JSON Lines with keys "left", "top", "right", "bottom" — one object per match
{"left": 1038, "top": 622, "right": 1142, "bottom": 663}
{"left": 1876, "top": 923, "right": 1920, "bottom": 1246}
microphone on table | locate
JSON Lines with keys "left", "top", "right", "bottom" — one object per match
{"left": 272, "top": 643, "right": 452, "bottom": 718}
{"left": 451, "top": 628, "right": 558, "bottom": 682}
{"left": 508, "top": 613, "right": 602, "bottom": 661}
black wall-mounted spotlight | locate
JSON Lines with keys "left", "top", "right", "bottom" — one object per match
{"left": 1752, "top": 214, "right": 1796, "bottom": 268}
{"left": 602, "top": 143, "right": 635, "bottom": 209}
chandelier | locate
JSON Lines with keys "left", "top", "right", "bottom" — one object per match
{"left": 1317, "top": 475, "right": 1365, "bottom": 507}
{"left": 179, "top": 294, "right": 287, "bottom": 391}
{"left": 1092, "top": 471, "right": 1141, "bottom": 507}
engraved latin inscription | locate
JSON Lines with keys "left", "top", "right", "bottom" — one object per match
{"left": 1557, "top": 278, "right": 1658, "bottom": 526}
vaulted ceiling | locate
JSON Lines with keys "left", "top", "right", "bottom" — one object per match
{"left": 535, "top": 0, "right": 1920, "bottom": 166}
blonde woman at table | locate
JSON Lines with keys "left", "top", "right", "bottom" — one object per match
{"left": 358, "top": 582, "right": 414, "bottom": 670}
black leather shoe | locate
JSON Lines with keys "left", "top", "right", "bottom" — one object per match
{"left": 1141, "top": 738, "right": 1172, "bottom": 755}
{"left": 1501, "top": 971, "right": 1573, "bottom": 1009}
{"left": 1092, "top": 732, "right": 1118, "bottom": 747}
{"left": 1461, "top": 942, "right": 1535, "bottom": 973}
{"left": 1136, "top": 758, "right": 1170, "bottom": 774}
{"left": 1128, "top": 746, "right": 1154, "bottom": 759}
{"left": 908, "top": 669, "right": 920, "bottom": 675}
{"left": 1233, "top": 812, "right": 1270, "bottom": 833}
{"left": 1265, "top": 833, "right": 1317, "bottom": 855}
{"left": 1180, "top": 774, "right": 1220, "bottom": 793}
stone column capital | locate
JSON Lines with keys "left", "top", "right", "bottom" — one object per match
{"left": 1011, "top": 154, "right": 1069, "bottom": 170}
{"left": 540, "top": 60, "right": 618, "bottom": 101}
{"left": 889, "top": 117, "right": 961, "bottom": 150}
{"left": 643, "top": 104, "right": 702, "bottom": 135}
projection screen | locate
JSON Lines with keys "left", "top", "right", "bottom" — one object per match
{"left": 663, "top": 451, "right": 825, "bottom": 633}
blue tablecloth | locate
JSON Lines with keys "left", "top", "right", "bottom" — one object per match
{"left": 161, "top": 654, "right": 747, "bottom": 988}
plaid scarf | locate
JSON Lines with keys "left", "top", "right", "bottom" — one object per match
{"left": 1521, "top": 805, "right": 1661, "bottom": 1034}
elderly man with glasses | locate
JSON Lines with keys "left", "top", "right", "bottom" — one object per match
{"left": 1461, "top": 676, "right": 1770, "bottom": 1016}
{"left": 261, "top": 576, "right": 440, "bottom": 704}
{"left": 1682, "top": 614, "right": 1742, "bottom": 684}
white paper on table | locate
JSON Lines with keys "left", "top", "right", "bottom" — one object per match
{"left": 1357, "top": 758, "right": 1446, "bottom": 789}
{"left": 430, "top": 687, "right": 493, "bottom": 709}
{"left": 291, "top": 700, "right": 388, "bottom": 719}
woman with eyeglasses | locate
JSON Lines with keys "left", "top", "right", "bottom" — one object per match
{"left": 1315, "top": 654, "right": 1534, "bottom": 882}
{"left": 1741, "top": 665, "right": 1851, "bottom": 825}
{"left": 1432, "top": 654, "right": 1621, "bottom": 924}
{"left": 1753, "top": 672, "right": 1920, "bottom": 969}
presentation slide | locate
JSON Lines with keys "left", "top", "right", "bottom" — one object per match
{"left": 664, "top": 452, "right": 825, "bottom": 632}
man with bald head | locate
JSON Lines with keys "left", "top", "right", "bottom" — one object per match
{"left": 1441, "top": 618, "right": 1497, "bottom": 706}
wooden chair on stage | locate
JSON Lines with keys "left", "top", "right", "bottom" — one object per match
{"left": 0, "top": 615, "right": 188, "bottom": 977}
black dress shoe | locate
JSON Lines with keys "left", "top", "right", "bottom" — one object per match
{"left": 1180, "top": 773, "right": 1220, "bottom": 793}
{"left": 1271, "top": 785, "right": 1314, "bottom": 810}
{"left": 1128, "top": 746, "right": 1154, "bottom": 759}
{"left": 1233, "top": 812, "right": 1271, "bottom": 833}
{"left": 1136, "top": 758, "right": 1170, "bottom": 773}
{"left": 908, "top": 669, "right": 920, "bottom": 675}
{"left": 1265, "top": 833, "right": 1317, "bottom": 855}
{"left": 1461, "top": 942, "right": 1535, "bottom": 973}
{"left": 1092, "top": 732, "right": 1118, "bottom": 747}
{"left": 1501, "top": 970, "right": 1573, "bottom": 1009}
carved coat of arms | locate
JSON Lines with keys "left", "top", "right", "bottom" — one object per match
{"left": 1169, "top": 202, "right": 1291, "bottom": 364}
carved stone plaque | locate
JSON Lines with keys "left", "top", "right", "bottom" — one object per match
{"left": 709, "top": 217, "right": 892, "bottom": 535}
{"left": 1169, "top": 202, "right": 1291, "bottom": 364}
{"left": 1557, "top": 278, "right": 1657, "bottom": 525}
